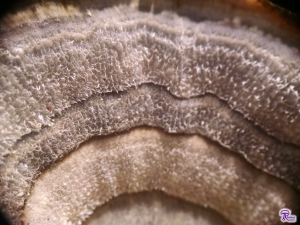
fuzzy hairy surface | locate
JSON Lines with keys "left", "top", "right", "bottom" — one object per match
{"left": 1, "top": 5, "right": 300, "bottom": 160}
{"left": 0, "top": 2, "right": 300, "bottom": 225}
{"left": 22, "top": 128, "right": 300, "bottom": 225}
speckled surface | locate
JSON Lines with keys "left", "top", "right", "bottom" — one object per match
{"left": 23, "top": 128, "right": 300, "bottom": 225}
{"left": 82, "top": 191, "right": 233, "bottom": 225}
{"left": 0, "top": 1, "right": 300, "bottom": 225}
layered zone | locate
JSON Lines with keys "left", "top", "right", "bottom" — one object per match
{"left": 1, "top": 84, "right": 300, "bottom": 224}
{"left": 82, "top": 191, "right": 233, "bottom": 225}
{"left": 0, "top": 2, "right": 300, "bottom": 225}
{"left": 22, "top": 127, "right": 300, "bottom": 225}
{"left": 0, "top": 5, "right": 300, "bottom": 163}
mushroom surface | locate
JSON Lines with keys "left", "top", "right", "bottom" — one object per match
{"left": 0, "top": 0, "right": 300, "bottom": 225}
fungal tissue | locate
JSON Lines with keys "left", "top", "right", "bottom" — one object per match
{"left": 0, "top": 2, "right": 300, "bottom": 225}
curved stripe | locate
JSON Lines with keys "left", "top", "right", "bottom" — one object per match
{"left": 23, "top": 127, "right": 300, "bottom": 225}
{"left": 1, "top": 5, "right": 300, "bottom": 163}
{"left": 82, "top": 191, "right": 233, "bottom": 225}
{"left": 1, "top": 84, "right": 300, "bottom": 224}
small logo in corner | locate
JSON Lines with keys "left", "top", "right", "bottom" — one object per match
{"left": 279, "top": 208, "right": 297, "bottom": 223}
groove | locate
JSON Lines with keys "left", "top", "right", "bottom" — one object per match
{"left": 1, "top": 83, "right": 300, "bottom": 224}
{"left": 21, "top": 127, "right": 300, "bottom": 225}
{"left": 1, "top": 5, "right": 300, "bottom": 163}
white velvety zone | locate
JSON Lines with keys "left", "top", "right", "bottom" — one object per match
{"left": 1, "top": 5, "right": 300, "bottom": 164}
{"left": 23, "top": 128, "right": 299, "bottom": 225}
{"left": 82, "top": 191, "right": 232, "bottom": 225}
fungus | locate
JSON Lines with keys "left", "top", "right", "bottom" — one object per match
{"left": 0, "top": 0, "right": 299, "bottom": 225}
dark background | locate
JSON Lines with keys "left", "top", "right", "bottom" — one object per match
{"left": 0, "top": 0, "right": 300, "bottom": 20}
{"left": 270, "top": 0, "right": 300, "bottom": 14}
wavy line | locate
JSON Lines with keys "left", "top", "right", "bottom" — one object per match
{"left": 1, "top": 5, "right": 300, "bottom": 164}
{"left": 1, "top": 83, "right": 300, "bottom": 224}
{"left": 22, "top": 127, "right": 300, "bottom": 225}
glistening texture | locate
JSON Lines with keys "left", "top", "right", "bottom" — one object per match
{"left": 0, "top": 1, "right": 300, "bottom": 225}
{"left": 22, "top": 128, "right": 300, "bottom": 225}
